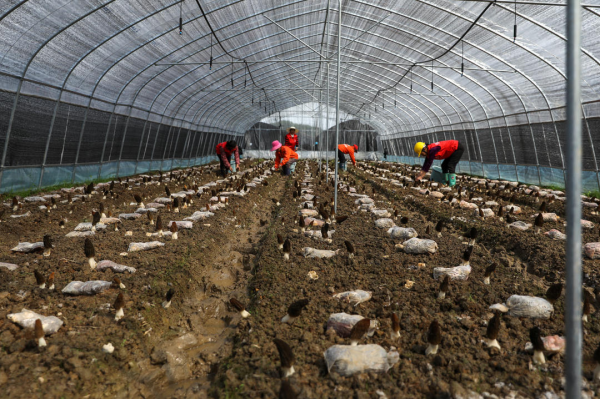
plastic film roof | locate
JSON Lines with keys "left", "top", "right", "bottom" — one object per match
{"left": 1, "top": 0, "right": 600, "bottom": 137}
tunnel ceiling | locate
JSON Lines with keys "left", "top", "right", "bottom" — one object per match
{"left": 1, "top": 0, "right": 599, "bottom": 137}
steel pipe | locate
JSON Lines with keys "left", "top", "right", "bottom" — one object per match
{"left": 565, "top": 0, "right": 583, "bottom": 398}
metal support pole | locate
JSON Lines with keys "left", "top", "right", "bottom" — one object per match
{"left": 565, "top": 0, "right": 582, "bottom": 397}
{"left": 326, "top": 63, "right": 330, "bottom": 183}
{"left": 333, "top": 0, "right": 342, "bottom": 214}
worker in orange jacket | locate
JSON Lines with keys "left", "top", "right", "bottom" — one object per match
{"left": 337, "top": 144, "right": 358, "bottom": 171}
{"left": 271, "top": 140, "right": 298, "bottom": 176}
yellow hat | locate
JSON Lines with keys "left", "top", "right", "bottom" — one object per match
{"left": 414, "top": 142, "right": 426, "bottom": 157}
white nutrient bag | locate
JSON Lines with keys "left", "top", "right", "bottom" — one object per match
{"left": 128, "top": 241, "right": 165, "bottom": 252}
{"left": 433, "top": 265, "right": 472, "bottom": 281}
{"left": 374, "top": 218, "right": 395, "bottom": 229}
{"left": 489, "top": 295, "right": 553, "bottom": 319}
{"left": 96, "top": 260, "right": 136, "bottom": 273}
{"left": 397, "top": 237, "right": 438, "bottom": 254}
{"left": 326, "top": 313, "right": 378, "bottom": 338}
{"left": 332, "top": 290, "right": 372, "bottom": 306}
{"left": 7, "top": 309, "right": 63, "bottom": 334}
{"left": 302, "top": 247, "right": 339, "bottom": 258}
{"left": 387, "top": 227, "right": 418, "bottom": 240}
{"left": 324, "top": 344, "right": 399, "bottom": 377}
{"left": 62, "top": 280, "right": 113, "bottom": 295}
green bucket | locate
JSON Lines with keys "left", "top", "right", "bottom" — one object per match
{"left": 430, "top": 166, "right": 446, "bottom": 184}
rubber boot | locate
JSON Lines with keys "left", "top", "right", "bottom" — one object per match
{"left": 443, "top": 173, "right": 450, "bottom": 185}
{"left": 449, "top": 173, "right": 457, "bottom": 187}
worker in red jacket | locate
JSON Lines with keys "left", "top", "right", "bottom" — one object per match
{"left": 414, "top": 140, "right": 464, "bottom": 187}
{"left": 271, "top": 140, "right": 298, "bottom": 176}
{"left": 338, "top": 144, "right": 358, "bottom": 171}
{"left": 215, "top": 140, "right": 240, "bottom": 177}
{"left": 284, "top": 127, "right": 299, "bottom": 151}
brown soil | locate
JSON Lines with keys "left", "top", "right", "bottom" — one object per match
{"left": 2, "top": 160, "right": 599, "bottom": 399}
{"left": 209, "top": 161, "right": 600, "bottom": 399}
{"left": 0, "top": 160, "right": 284, "bottom": 398}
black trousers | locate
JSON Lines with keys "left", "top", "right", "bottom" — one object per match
{"left": 441, "top": 142, "right": 464, "bottom": 174}
{"left": 218, "top": 155, "right": 231, "bottom": 177}
{"left": 337, "top": 149, "right": 346, "bottom": 163}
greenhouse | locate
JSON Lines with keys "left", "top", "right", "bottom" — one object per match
{"left": 0, "top": 0, "right": 597, "bottom": 398}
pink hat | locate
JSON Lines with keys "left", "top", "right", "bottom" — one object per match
{"left": 271, "top": 140, "right": 282, "bottom": 152}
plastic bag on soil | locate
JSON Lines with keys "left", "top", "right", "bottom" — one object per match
{"left": 490, "top": 295, "right": 554, "bottom": 319}
{"left": 525, "top": 335, "right": 565, "bottom": 353}
{"left": 326, "top": 313, "right": 378, "bottom": 337}
{"left": 62, "top": 280, "right": 113, "bottom": 295}
{"left": 304, "top": 217, "right": 325, "bottom": 227}
{"left": 503, "top": 205, "right": 522, "bottom": 214}
{"left": 387, "top": 227, "right": 418, "bottom": 240}
{"left": 374, "top": 218, "right": 395, "bottom": 228}
{"left": 0, "top": 262, "right": 19, "bottom": 271}
{"left": 10, "top": 212, "right": 31, "bottom": 218}
{"left": 24, "top": 196, "right": 47, "bottom": 203}
{"left": 433, "top": 265, "right": 472, "bottom": 281}
{"left": 302, "top": 247, "right": 339, "bottom": 258}
{"left": 509, "top": 221, "right": 531, "bottom": 231}
{"left": 582, "top": 201, "right": 598, "bottom": 208}
{"left": 397, "top": 237, "right": 438, "bottom": 254}
{"left": 324, "top": 344, "right": 399, "bottom": 376}
{"left": 530, "top": 213, "right": 559, "bottom": 222}
{"left": 473, "top": 208, "right": 495, "bottom": 218}
{"left": 359, "top": 203, "right": 376, "bottom": 211}
{"left": 333, "top": 290, "right": 372, "bottom": 305}
{"left": 66, "top": 230, "right": 95, "bottom": 238}
{"left": 584, "top": 242, "right": 600, "bottom": 259}
{"left": 135, "top": 207, "right": 158, "bottom": 214}
{"left": 184, "top": 211, "right": 214, "bottom": 221}
{"left": 128, "top": 241, "right": 165, "bottom": 252}
{"left": 74, "top": 222, "right": 107, "bottom": 231}
{"left": 355, "top": 197, "right": 374, "bottom": 205}
{"left": 485, "top": 201, "right": 499, "bottom": 207}
{"left": 429, "top": 191, "right": 444, "bottom": 199}
{"left": 299, "top": 209, "right": 319, "bottom": 217}
{"left": 100, "top": 217, "right": 121, "bottom": 225}
{"left": 145, "top": 203, "right": 165, "bottom": 209}
{"left": 119, "top": 213, "right": 142, "bottom": 220}
{"left": 304, "top": 230, "right": 335, "bottom": 239}
{"left": 169, "top": 221, "right": 193, "bottom": 229}
{"left": 371, "top": 209, "right": 391, "bottom": 218}
{"left": 7, "top": 309, "right": 63, "bottom": 334}
{"left": 11, "top": 242, "right": 43, "bottom": 253}
{"left": 545, "top": 229, "right": 566, "bottom": 240}
{"left": 153, "top": 197, "right": 173, "bottom": 204}
{"left": 96, "top": 260, "right": 136, "bottom": 273}
{"left": 459, "top": 201, "right": 478, "bottom": 210}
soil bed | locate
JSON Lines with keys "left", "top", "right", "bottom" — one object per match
{"left": 0, "top": 160, "right": 284, "bottom": 398}
{"left": 211, "top": 160, "right": 600, "bottom": 399}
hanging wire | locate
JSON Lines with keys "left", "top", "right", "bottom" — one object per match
{"left": 514, "top": 0, "right": 518, "bottom": 42}
{"left": 410, "top": 69, "right": 413, "bottom": 93}
{"left": 209, "top": 34, "right": 213, "bottom": 70}
{"left": 231, "top": 60, "right": 234, "bottom": 88}
{"left": 354, "top": 2, "right": 494, "bottom": 115}
{"left": 179, "top": 0, "right": 183, "bottom": 35}
{"left": 461, "top": 40, "right": 464, "bottom": 76}
{"left": 431, "top": 60, "right": 434, "bottom": 91}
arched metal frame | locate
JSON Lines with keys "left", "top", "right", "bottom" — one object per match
{"left": 0, "top": 0, "right": 599, "bottom": 188}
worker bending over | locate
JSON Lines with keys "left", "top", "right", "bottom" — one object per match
{"left": 271, "top": 140, "right": 298, "bottom": 176}
{"left": 414, "top": 140, "right": 464, "bottom": 187}
{"left": 216, "top": 140, "right": 240, "bottom": 177}
{"left": 284, "top": 127, "right": 299, "bottom": 151}
{"left": 338, "top": 144, "right": 358, "bottom": 171}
